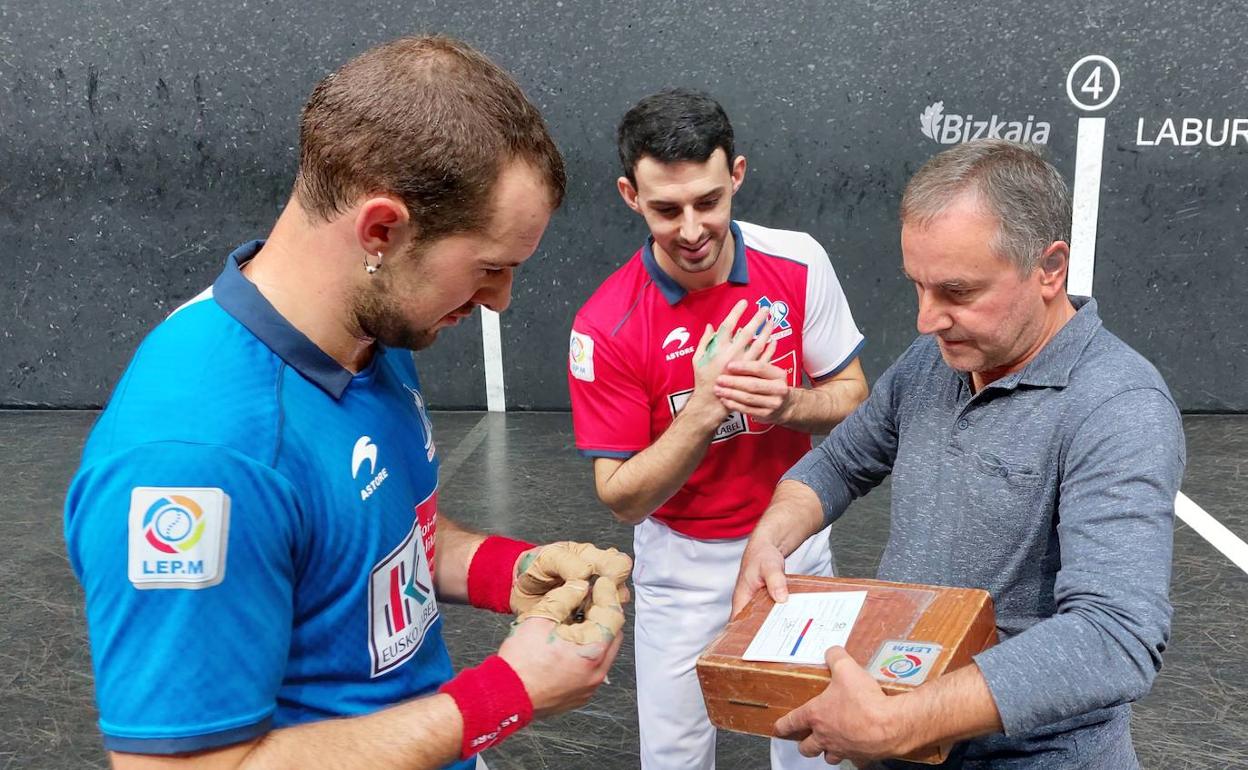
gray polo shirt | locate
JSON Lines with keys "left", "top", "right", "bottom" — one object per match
{"left": 785, "top": 297, "right": 1185, "bottom": 769}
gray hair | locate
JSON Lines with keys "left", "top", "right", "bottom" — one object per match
{"left": 899, "top": 140, "right": 1072, "bottom": 272}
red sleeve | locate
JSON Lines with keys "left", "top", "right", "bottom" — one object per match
{"left": 567, "top": 322, "right": 651, "bottom": 458}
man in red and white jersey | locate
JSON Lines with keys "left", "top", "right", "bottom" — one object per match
{"left": 568, "top": 89, "right": 869, "bottom": 770}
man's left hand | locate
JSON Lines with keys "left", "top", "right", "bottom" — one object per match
{"left": 714, "top": 358, "right": 792, "bottom": 424}
{"left": 774, "top": 646, "right": 906, "bottom": 764}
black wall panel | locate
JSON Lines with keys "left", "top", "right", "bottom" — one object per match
{"left": 2, "top": 1, "right": 1245, "bottom": 410}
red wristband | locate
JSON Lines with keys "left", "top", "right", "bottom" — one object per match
{"left": 467, "top": 535, "right": 534, "bottom": 614}
{"left": 439, "top": 654, "right": 534, "bottom": 759}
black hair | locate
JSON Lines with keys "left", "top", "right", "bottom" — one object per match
{"left": 616, "top": 88, "right": 734, "bottom": 184}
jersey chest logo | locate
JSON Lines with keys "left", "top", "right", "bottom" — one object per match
{"left": 353, "top": 435, "right": 390, "bottom": 501}
{"left": 756, "top": 296, "right": 794, "bottom": 341}
{"left": 662, "top": 324, "right": 696, "bottom": 362}
{"left": 404, "top": 384, "right": 437, "bottom": 462}
{"left": 662, "top": 326, "right": 690, "bottom": 350}
{"left": 367, "top": 518, "right": 439, "bottom": 677}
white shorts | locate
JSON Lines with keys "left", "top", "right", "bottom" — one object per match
{"left": 632, "top": 516, "right": 839, "bottom": 770}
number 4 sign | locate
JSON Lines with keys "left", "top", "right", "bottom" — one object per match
{"left": 1066, "top": 55, "right": 1121, "bottom": 112}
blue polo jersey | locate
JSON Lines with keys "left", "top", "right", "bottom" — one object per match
{"left": 65, "top": 241, "right": 468, "bottom": 767}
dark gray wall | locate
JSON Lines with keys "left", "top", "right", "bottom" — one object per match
{"left": 3, "top": 1, "right": 1245, "bottom": 410}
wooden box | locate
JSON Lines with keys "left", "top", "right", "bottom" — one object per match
{"left": 697, "top": 575, "right": 997, "bottom": 764}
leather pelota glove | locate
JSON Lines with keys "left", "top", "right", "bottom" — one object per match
{"left": 510, "top": 541, "right": 632, "bottom": 614}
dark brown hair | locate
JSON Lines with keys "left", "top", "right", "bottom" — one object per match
{"left": 617, "top": 88, "right": 734, "bottom": 185}
{"left": 294, "top": 35, "right": 566, "bottom": 241}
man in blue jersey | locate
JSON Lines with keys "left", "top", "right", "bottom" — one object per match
{"left": 65, "top": 36, "right": 626, "bottom": 770}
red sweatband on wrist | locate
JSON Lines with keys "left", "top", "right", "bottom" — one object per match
{"left": 467, "top": 535, "right": 534, "bottom": 614}
{"left": 439, "top": 654, "right": 534, "bottom": 759}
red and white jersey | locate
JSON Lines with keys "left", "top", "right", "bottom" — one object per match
{"left": 569, "top": 220, "right": 864, "bottom": 539}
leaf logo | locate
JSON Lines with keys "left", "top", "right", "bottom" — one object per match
{"left": 919, "top": 101, "right": 944, "bottom": 141}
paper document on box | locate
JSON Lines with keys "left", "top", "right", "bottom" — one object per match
{"left": 742, "top": 591, "right": 868, "bottom": 665}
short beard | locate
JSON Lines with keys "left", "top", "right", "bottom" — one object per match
{"left": 351, "top": 243, "right": 440, "bottom": 352}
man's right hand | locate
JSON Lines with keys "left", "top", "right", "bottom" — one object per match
{"left": 730, "top": 536, "right": 789, "bottom": 618}
{"left": 499, "top": 610, "right": 623, "bottom": 719}
{"left": 685, "top": 300, "right": 773, "bottom": 426}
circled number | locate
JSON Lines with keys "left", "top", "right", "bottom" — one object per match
{"left": 1066, "top": 55, "right": 1120, "bottom": 111}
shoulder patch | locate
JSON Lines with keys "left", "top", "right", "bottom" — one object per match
{"left": 569, "top": 330, "right": 595, "bottom": 382}
{"left": 128, "top": 487, "right": 230, "bottom": 589}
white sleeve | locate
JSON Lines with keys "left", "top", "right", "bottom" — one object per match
{"left": 802, "top": 239, "right": 865, "bottom": 379}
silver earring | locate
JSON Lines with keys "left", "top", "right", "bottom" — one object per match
{"left": 364, "top": 251, "right": 383, "bottom": 274}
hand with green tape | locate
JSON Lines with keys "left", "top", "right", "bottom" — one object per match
{"left": 685, "top": 299, "right": 776, "bottom": 426}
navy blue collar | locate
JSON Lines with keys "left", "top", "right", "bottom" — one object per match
{"left": 641, "top": 221, "right": 749, "bottom": 305}
{"left": 213, "top": 240, "right": 355, "bottom": 399}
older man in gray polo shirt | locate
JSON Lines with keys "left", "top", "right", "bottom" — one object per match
{"left": 731, "top": 140, "right": 1185, "bottom": 769}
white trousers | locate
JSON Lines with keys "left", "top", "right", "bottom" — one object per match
{"left": 632, "top": 517, "right": 840, "bottom": 770}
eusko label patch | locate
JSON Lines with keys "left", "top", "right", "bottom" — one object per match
{"left": 368, "top": 520, "right": 439, "bottom": 677}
